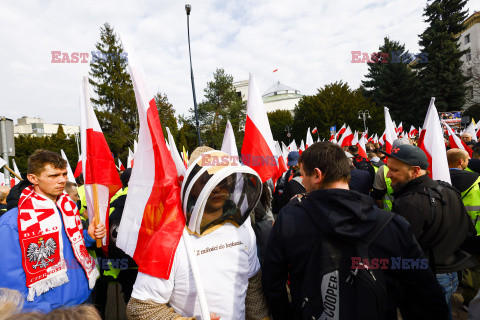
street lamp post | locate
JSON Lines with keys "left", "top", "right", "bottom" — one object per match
{"left": 358, "top": 110, "right": 371, "bottom": 133}
{"left": 285, "top": 125, "right": 292, "bottom": 144}
{"left": 185, "top": 4, "right": 202, "bottom": 147}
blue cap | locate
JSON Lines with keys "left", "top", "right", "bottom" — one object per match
{"left": 287, "top": 151, "right": 300, "bottom": 166}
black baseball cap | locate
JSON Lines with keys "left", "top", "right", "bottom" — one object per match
{"left": 381, "top": 144, "right": 429, "bottom": 169}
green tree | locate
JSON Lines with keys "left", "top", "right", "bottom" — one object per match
{"left": 89, "top": 22, "right": 137, "bottom": 160}
{"left": 193, "top": 68, "right": 246, "bottom": 149}
{"left": 155, "top": 92, "right": 178, "bottom": 144}
{"left": 178, "top": 115, "right": 199, "bottom": 152}
{"left": 362, "top": 37, "right": 423, "bottom": 127}
{"left": 267, "top": 110, "right": 294, "bottom": 144}
{"left": 416, "top": 0, "right": 470, "bottom": 112}
{"left": 293, "top": 81, "right": 382, "bottom": 140}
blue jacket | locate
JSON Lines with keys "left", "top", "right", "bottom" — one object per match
{"left": 0, "top": 207, "right": 95, "bottom": 313}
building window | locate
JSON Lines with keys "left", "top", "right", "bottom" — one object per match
{"left": 467, "top": 53, "right": 472, "bottom": 62}
{"left": 465, "top": 34, "right": 470, "bottom": 44}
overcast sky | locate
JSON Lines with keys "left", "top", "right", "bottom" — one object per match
{"left": 1, "top": 0, "right": 479, "bottom": 127}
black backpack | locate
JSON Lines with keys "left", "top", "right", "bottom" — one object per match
{"left": 299, "top": 208, "right": 395, "bottom": 320}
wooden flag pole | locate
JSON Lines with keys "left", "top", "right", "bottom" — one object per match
{"left": 3, "top": 165, "right": 22, "bottom": 180}
{"left": 92, "top": 183, "right": 102, "bottom": 248}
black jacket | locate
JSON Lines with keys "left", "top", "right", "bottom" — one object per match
{"left": 449, "top": 168, "right": 479, "bottom": 193}
{"left": 391, "top": 175, "right": 476, "bottom": 273}
{"left": 262, "top": 188, "right": 448, "bottom": 320}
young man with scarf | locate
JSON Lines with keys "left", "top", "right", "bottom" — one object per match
{"left": 0, "top": 150, "right": 105, "bottom": 312}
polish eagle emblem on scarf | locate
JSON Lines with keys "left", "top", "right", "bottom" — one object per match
{"left": 27, "top": 237, "right": 57, "bottom": 269}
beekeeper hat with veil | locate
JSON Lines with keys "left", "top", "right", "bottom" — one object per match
{"left": 181, "top": 147, "right": 262, "bottom": 236}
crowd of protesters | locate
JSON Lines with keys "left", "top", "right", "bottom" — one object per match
{"left": 1, "top": 135, "right": 480, "bottom": 319}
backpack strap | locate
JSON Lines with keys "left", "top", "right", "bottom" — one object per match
{"left": 356, "top": 211, "right": 395, "bottom": 259}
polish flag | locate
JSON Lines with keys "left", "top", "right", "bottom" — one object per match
{"left": 384, "top": 107, "right": 397, "bottom": 153}
{"left": 312, "top": 127, "right": 318, "bottom": 134}
{"left": 80, "top": 76, "right": 122, "bottom": 247}
{"left": 116, "top": 47, "right": 185, "bottom": 279}
{"left": 465, "top": 121, "right": 478, "bottom": 142}
{"left": 306, "top": 128, "right": 314, "bottom": 149}
{"left": 444, "top": 122, "right": 473, "bottom": 157}
{"left": 351, "top": 130, "right": 358, "bottom": 146}
{"left": 409, "top": 125, "right": 418, "bottom": 138}
{"left": 288, "top": 140, "right": 298, "bottom": 151}
{"left": 357, "top": 135, "right": 368, "bottom": 159}
{"left": 336, "top": 124, "right": 346, "bottom": 140}
{"left": 127, "top": 148, "right": 134, "bottom": 168}
{"left": 60, "top": 149, "right": 76, "bottom": 182}
{"left": 221, "top": 120, "right": 238, "bottom": 157}
{"left": 273, "top": 141, "right": 288, "bottom": 180}
{"left": 299, "top": 139, "right": 305, "bottom": 152}
{"left": 417, "top": 98, "right": 451, "bottom": 183}
{"left": 379, "top": 131, "right": 385, "bottom": 146}
{"left": 118, "top": 159, "right": 126, "bottom": 171}
{"left": 337, "top": 126, "right": 353, "bottom": 147}
{"left": 10, "top": 159, "right": 21, "bottom": 187}
{"left": 396, "top": 122, "right": 403, "bottom": 134}
{"left": 73, "top": 158, "right": 82, "bottom": 178}
{"left": 281, "top": 141, "right": 289, "bottom": 164}
{"left": 241, "top": 73, "right": 278, "bottom": 183}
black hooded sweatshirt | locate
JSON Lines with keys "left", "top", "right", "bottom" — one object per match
{"left": 262, "top": 188, "right": 448, "bottom": 320}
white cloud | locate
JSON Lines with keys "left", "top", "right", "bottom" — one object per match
{"left": 0, "top": 0, "right": 478, "bottom": 127}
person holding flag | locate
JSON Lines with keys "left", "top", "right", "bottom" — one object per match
{"left": 0, "top": 149, "right": 105, "bottom": 312}
{"left": 127, "top": 147, "right": 270, "bottom": 320}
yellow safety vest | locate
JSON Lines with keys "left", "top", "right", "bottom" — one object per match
{"left": 383, "top": 166, "right": 394, "bottom": 211}
{"left": 461, "top": 176, "right": 480, "bottom": 236}
{"left": 77, "top": 185, "right": 87, "bottom": 218}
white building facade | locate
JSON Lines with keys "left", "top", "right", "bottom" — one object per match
{"left": 14, "top": 116, "right": 79, "bottom": 137}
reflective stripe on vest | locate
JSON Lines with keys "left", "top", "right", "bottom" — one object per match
{"left": 461, "top": 176, "right": 480, "bottom": 236}
{"left": 383, "top": 166, "right": 394, "bottom": 211}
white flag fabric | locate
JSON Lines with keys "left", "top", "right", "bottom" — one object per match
{"left": 166, "top": 127, "right": 186, "bottom": 178}
{"left": 337, "top": 125, "right": 353, "bottom": 148}
{"left": 299, "top": 139, "right": 305, "bottom": 151}
{"left": 288, "top": 140, "right": 298, "bottom": 152}
{"left": 418, "top": 98, "right": 451, "bottom": 184}
{"left": 60, "top": 150, "right": 76, "bottom": 182}
{"left": 351, "top": 130, "right": 358, "bottom": 146}
{"left": 221, "top": 120, "right": 238, "bottom": 157}
{"left": 465, "top": 121, "right": 478, "bottom": 142}
{"left": 0, "top": 157, "right": 6, "bottom": 169}
{"left": 12, "top": 159, "right": 21, "bottom": 185}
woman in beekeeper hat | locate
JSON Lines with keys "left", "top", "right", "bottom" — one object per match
{"left": 128, "top": 147, "right": 270, "bottom": 320}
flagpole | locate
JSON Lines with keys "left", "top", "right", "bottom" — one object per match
{"left": 92, "top": 183, "right": 102, "bottom": 248}
{"left": 182, "top": 228, "right": 211, "bottom": 319}
{"left": 185, "top": 4, "right": 202, "bottom": 147}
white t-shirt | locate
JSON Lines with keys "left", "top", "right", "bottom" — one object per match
{"left": 132, "top": 222, "right": 260, "bottom": 320}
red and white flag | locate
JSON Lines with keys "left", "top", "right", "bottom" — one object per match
{"left": 312, "top": 127, "right": 318, "bottom": 134}
{"left": 221, "top": 120, "right": 238, "bottom": 157}
{"left": 60, "top": 149, "right": 76, "bottom": 182}
{"left": 384, "top": 107, "right": 397, "bottom": 153}
{"left": 242, "top": 73, "right": 278, "bottom": 183}
{"left": 80, "top": 77, "right": 122, "bottom": 247}
{"left": 116, "top": 47, "right": 185, "bottom": 279}
{"left": 288, "top": 140, "right": 298, "bottom": 151}
{"left": 337, "top": 125, "right": 353, "bottom": 148}
{"left": 306, "top": 128, "right": 314, "bottom": 149}
{"left": 299, "top": 139, "right": 305, "bottom": 152}
{"left": 357, "top": 135, "right": 368, "bottom": 159}
{"left": 336, "top": 124, "right": 346, "bottom": 140}
{"left": 418, "top": 98, "right": 451, "bottom": 183}
{"left": 408, "top": 125, "right": 418, "bottom": 138}
{"left": 329, "top": 134, "right": 336, "bottom": 143}
{"left": 127, "top": 148, "right": 134, "bottom": 168}
{"left": 445, "top": 122, "right": 473, "bottom": 157}
{"left": 10, "top": 159, "right": 21, "bottom": 187}
{"left": 118, "top": 159, "right": 126, "bottom": 171}
{"left": 396, "top": 122, "right": 403, "bottom": 134}
{"left": 166, "top": 127, "right": 187, "bottom": 177}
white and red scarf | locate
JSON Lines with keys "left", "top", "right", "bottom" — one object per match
{"left": 18, "top": 186, "right": 99, "bottom": 301}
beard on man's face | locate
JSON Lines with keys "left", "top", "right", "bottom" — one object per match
{"left": 391, "top": 180, "right": 409, "bottom": 193}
